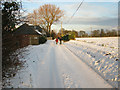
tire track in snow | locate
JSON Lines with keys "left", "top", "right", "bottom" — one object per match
{"left": 56, "top": 45, "right": 80, "bottom": 88}
{"left": 48, "top": 41, "right": 63, "bottom": 88}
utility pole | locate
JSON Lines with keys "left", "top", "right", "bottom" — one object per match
{"left": 91, "top": 27, "right": 92, "bottom": 31}
{"left": 61, "top": 21, "right": 63, "bottom": 36}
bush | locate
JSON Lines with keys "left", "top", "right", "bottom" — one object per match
{"left": 69, "top": 32, "right": 76, "bottom": 40}
{"left": 62, "top": 35, "right": 70, "bottom": 41}
{"left": 39, "top": 36, "right": 47, "bottom": 44}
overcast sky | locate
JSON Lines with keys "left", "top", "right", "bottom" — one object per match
{"left": 22, "top": 0, "right": 118, "bottom": 33}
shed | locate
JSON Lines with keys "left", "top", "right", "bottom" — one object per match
{"left": 14, "top": 23, "right": 42, "bottom": 47}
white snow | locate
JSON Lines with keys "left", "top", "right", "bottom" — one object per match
{"left": 3, "top": 39, "right": 116, "bottom": 88}
{"left": 64, "top": 37, "right": 118, "bottom": 87}
{"left": 35, "top": 30, "right": 42, "bottom": 35}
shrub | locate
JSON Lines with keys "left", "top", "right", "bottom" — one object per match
{"left": 69, "top": 32, "right": 76, "bottom": 40}
{"left": 62, "top": 35, "right": 70, "bottom": 41}
{"left": 39, "top": 36, "right": 47, "bottom": 44}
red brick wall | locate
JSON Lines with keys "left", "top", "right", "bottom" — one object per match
{"left": 15, "top": 35, "right": 30, "bottom": 48}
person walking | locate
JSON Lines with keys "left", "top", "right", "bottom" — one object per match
{"left": 56, "top": 38, "right": 58, "bottom": 44}
{"left": 59, "top": 37, "right": 62, "bottom": 45}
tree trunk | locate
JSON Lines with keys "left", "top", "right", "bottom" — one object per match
{"left": 49, "top": 26, "right": 51, "bottom": 32}
{"left": 48, "top": 25, "right": 51, "bottom": 36}
{"left": 46, "top": 25, "right": 49, "bottom": 32}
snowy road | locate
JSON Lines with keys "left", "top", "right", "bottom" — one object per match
{"left": 5, "top": 40, "right": 113, "bottom": 88}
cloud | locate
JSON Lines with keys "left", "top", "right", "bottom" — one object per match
{"left": 59, "top": 2, "right": 118, "bottom": 28}
{"left": 52, "top": 23, "right": 115, "bottom": 33}
{"left": 62, "top": 2, "right": 117, "bottom": 17}
{"left": 64, "top": 17, "right": 118, "bottom": 26}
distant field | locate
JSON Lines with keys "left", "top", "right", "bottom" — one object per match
{"left": 76, "top": 37, "right": 118, "bottom": 49}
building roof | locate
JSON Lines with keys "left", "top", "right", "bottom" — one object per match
{"left": 35, "top": 30, "right": 42, "bottom": 35}
{"left": 14, "top": 23, "right": 42, "bottom": 35}
{"left": 29, "top": 25, "right": 43, "bottom": 32}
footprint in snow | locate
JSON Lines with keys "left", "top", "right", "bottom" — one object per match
{"left": 62, "top": 73, "right": 78, "bottom": 88}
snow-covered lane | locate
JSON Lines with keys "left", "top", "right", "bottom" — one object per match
{"left": 4, "top": 40, "right": 113, "bottom": 88}
{"left": 26, "top": 41, "right": 63, "bottom": 88}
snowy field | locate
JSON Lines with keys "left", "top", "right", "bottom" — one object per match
{"left": 2, "top": 40, "right": 114, "bottom": 88}
{"left": 64, "top": 37, "right": 118, "bottom": 87}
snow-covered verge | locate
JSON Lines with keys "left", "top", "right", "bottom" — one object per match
{"left": 2, "top": 41, "right": 52, "bottom": 88}
{"left": 2, "top": 46, "right": 30, "bottom": 88}
{"left": 64, "top": 37, "right": 118, "bottom": 88}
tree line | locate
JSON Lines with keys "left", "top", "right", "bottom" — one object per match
{"left": 79, "top": 29, "right": 119, "bottom": 37}
{"left": 50, "top": 28, "right": 119, "bottom": 41}
{"left": 61, "top": 28, "right": 118, "bottom": 37}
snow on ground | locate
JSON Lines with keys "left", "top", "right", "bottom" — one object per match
{"left": 76, "top": 37, "right": 118, "bottom": 49}
{"left": 64, "top": 37, "right": 118, "bottom": 87}
{"left": 3, "top": 40, "right": 113, "bottom": 88}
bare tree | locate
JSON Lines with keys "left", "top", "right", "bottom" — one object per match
{"left": 27, "top": 4, "right": 64, "bottom": 36}
{"left": 27, "top": 9, "right": 38, "bottom": 25}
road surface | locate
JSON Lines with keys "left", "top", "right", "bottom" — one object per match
{"left": 5, "top": 40, "right": 113, "bottom": 88}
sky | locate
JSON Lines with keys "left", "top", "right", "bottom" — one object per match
{"left": 21, "top": 0, "right": 118, "bottom": 33}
